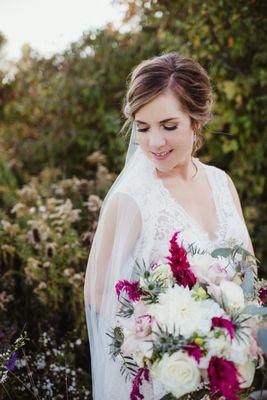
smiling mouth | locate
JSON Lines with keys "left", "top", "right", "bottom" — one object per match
{"left": 152, "top": 150, "right": 173, "bottom": 156}
{"left": 150, "top": 149, "right": 174, "bottom": 161}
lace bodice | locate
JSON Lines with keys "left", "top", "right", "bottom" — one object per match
{"left": 113, "top": 152, "right": 250, "bottom": 399}
{"left": 119, "top": 154, "right": 249, "bottom": 265}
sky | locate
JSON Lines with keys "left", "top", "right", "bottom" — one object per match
{"left": 0, "top": 0, "right": 126, "bottom": 62}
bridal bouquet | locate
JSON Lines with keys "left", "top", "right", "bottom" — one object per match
{"left": 107, "top": 231, "right": 267, "bottom": 400}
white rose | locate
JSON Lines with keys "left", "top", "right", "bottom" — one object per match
{"left": 220, "top": 280, "right": 245, "bottom": 311}
{"left": 151, "top": 351, "right": 201, "bottom": 398}
{"left": 237, "top": 360, "right": 256, "bottom": 388}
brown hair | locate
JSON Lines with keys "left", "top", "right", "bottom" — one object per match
{"left": 121, "top": 52, "right": 213, "bottom": 155}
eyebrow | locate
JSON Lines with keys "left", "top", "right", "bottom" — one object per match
{"left": 135, "top": 117, "right": 179, "bottom": 124}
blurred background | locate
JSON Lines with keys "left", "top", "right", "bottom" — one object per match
{"left": 0, "top": 0, "right": 266, "bottom": 398}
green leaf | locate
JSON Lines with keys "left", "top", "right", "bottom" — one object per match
{"left": 257, "top": 327, "right": 267, "bottom": 357}
{"left": 242, "top": 305, "right": 267, "bottom": 316}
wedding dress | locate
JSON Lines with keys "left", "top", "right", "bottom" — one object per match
{"left": 84, "top": 145, "right": 250, "bottom": 400}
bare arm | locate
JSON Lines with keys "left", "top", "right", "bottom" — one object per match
{"left": 84, "top": 192, "right": 142, "bottom": 315}
{"left": 226, "top": 173, "right": 258, "bottom": 276}
{"left": 226, "top": 173, "right": 255, "bottom": 256}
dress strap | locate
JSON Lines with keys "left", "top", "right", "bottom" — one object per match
{"left": 202, "top": 163, "right": 241, "bottom": 231}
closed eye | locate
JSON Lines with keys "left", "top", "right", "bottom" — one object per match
{"left": 137, "top": 125, "right": 178, "bottom": 132}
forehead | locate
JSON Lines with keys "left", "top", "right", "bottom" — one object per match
{"left": 134, "top": 90, "right": 186, "bottom": 124}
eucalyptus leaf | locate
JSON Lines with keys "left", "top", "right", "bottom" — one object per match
{"left": 242, "top": 305, "right": 267, "bottom": 316}
{"left": 257, "top": 328, "right": 267, "bottom": 357}
{"left": 211, "top": 247, "right": 232, "bottom": 258}
{"left": 241, "top": 268, "right": 255, "bottom": 299}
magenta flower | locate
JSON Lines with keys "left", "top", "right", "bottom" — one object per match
{"left": 130, "top": 367, "right": 150, "bottom": 400}
{"left": 183, "top": 342, "right": 202, "bottom": 363}
{"left": 115, "top": 279, "right": 143, "bottom": 302}
{"left": 211, "top": 317, "right": 235, "bottom": 341}
{"left": 208, "top": 356, "right": 241, "bottom": 399}
{"left": 166, "top": 231, "right": 197, "bottom": 289}
{"left": 259, "top": 286, "right": 267, "bottom": 304}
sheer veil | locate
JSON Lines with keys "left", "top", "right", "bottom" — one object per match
{"left": 83, "top": 123, "right": 150, "bottom": 399}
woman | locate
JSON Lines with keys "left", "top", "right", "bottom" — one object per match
{"left": 84, "top": 52, "right": 255, "bottom": 399}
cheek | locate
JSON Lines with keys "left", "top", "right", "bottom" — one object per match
{"left": 137, "top": 135, "right": 150, "bottom": 149}
{"left": 172, "top": 132, "right": 192, "bottom": 149}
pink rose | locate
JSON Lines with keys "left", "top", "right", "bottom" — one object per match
{"left": 119, "top": 301, "right": 154, "bottom": 358}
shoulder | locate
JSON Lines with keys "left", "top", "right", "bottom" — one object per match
{"left": 199, "top": 159, "right": 233, "bottom": 184}
{"left": 200, "top": 159, "right": 241, "bottom": 202}
{"left": 198, "top": 159, "right": 227, "bottom": 183}
{"left": 202, "top": 160, "right": 243, "bottom": 213}
{"left": 103, "top": 190, "right": 141, "bottom": 217}
{"left": 99, "top": 191, "right": 142, "bottom": 239}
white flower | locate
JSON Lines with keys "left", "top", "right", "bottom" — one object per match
{"left": 220, "top": 281, "right": 245, "bottom": 311}
{"left": 188, "top": 254, "right": 235, "bottom": 285}
{"left": 148, "top": 285, "right": 224, "bottom": 338}
{"left": 151, "top": 351, "right": 201, "bottom": 398}
{"left": 140, "top": 261, "right": 173, "bottom": 287}
{"left": 151, "top": 262, "right": 173, "bottom": 284}
{"left": 199, "top": 330, "right": 252, "bottom": 369}
{"left": 132, "top": 350, "right": 145, "bottom": 367}
{"left": 118, "top": 301, "right": 153, "bottom": 358}
{"left": 227, "top": 335, "right": 251, "bottom": 365}
{"left": 198, "top": 334, "right": 230, "bottom": 369}
{"left": 237, "top": 360, "right": 256, "bottom": 388}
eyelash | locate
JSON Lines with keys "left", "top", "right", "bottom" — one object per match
{"left": 137, "top": 125, "right": 178, "bottom": 133}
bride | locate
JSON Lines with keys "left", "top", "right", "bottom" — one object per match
{"left": 84, "top": 52, "right": 255, "bottom": 399}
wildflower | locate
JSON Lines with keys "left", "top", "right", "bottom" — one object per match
{"left": 84, "top": 194, "right": 102, "bottom": 212}
{"left": 5, "top": 352, "right": 18, "bottom": 371}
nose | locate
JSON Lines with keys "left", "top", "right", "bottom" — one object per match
{"left": 148, "top": 129, "right": 166, "bottom": 150}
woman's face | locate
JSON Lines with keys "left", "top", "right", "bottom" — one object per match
{"left": 134, "top": 89, "right": 196, "bottom": 174}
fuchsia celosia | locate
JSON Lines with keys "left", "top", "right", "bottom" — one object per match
{"left": 130, "top": 367, "right": 150, "bottom": 400}
{"left": 166, "top": 231, "right": 197, "bottom": 289}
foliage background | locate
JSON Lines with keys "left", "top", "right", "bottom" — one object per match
{"left": 0, "top": 0, "right": 266, "bottom": 398}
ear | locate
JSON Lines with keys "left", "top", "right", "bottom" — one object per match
{"left": 192, "top": 120, "right": 201, "bottom": 133}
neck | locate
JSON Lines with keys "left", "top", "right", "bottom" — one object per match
{"left": 156, "top": 155, "right": 198, "bottom": 182}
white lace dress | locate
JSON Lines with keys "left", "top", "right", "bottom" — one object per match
{"left": 106, "top": 152, "right": 250, "bottom": 399}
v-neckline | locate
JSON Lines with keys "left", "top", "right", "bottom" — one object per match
{"left": 152, "top": 158, "right": 222, "bottom": 243}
